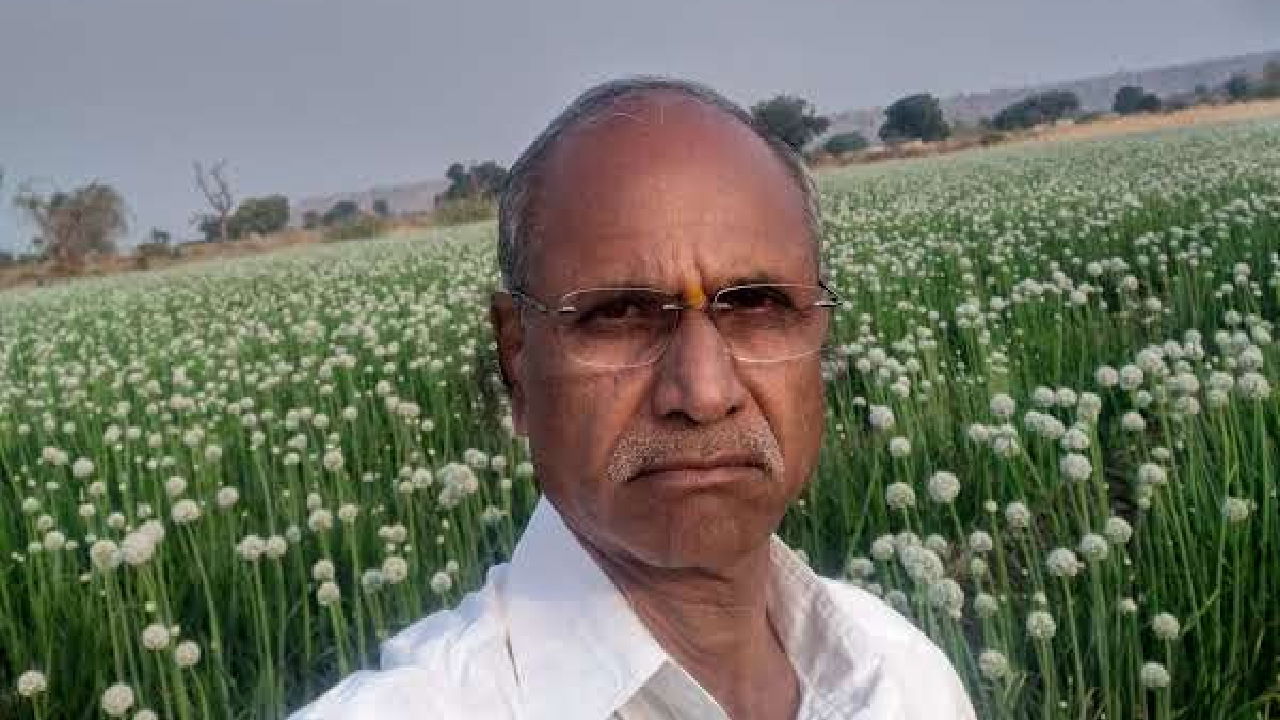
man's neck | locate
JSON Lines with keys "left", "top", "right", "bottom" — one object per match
{"left": 578, "top": 537, "right": 800, "bottom": 720}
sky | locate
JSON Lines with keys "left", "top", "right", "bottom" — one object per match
{"left": 1, "top": 0, "right": 1277, "bottom": 252}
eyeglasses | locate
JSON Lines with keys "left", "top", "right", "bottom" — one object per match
{"left": 507, "top": 282, "right": 839, "bottom": 369}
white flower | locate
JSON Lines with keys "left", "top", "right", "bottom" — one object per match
{"left": 967, "top": 423, "right": 991, "bottom": 443}
{"left": 316, "top": 581, "right": 341, "bottom": 606}
{"left": 72, "top": 457, "right": 95, "bottom": 478}
{"left": 308, "top": 508, "right": 334, "bottom": 533}
{"left": 1095, "top": 365, "right": 1119, "bottom": 388}
{"left": 1221, "top": 497, "right": 1251, "bottom": 524}
{"left": 141, "top": 623, "right": 170, "bottom": 650}
{"left": 265, "top": 535, "right": 288, "bottom": 560}
{"left": 120, "top": 531, "right": 156, "bottom": 566}
{"left": 968, "top": 530, "right": 993, "bottom": 554}
{"left": 898, "top": 545, "right": 944, "bottom": 584}
{"left": 1005, "top": 501, "right": 1032, "bottom": 530}
{"left": 974, "top": 593, "right": 999, "bottom": 618}
{"left": 1137, "top": 463, "right": 1167, "bottom": 485}
{"left": 216, "top": 486, "right": 240, "bottom": 509}
{"left": 1079, "top": 533, "right": 1109, "bottom": 562}
{"left": 338, "top": 503, "right": 359, "bottom": 523}
{"left": 312, "top": 559, "right": 336, "bottom": 582}
{"left": 978, "top": 649, "right": 1010, "bottom": 680}
{"left": 927, "top": 578, "right": 964, "bottom": 617}
{"left": 171, "top": 499, "right": 201, "bottom": 525}
{"left": 165, "top": 476, "right": 187, "bottom": 498}
{"left": 1026, "top": 610, "right": 1057, "bottom": 640}
{"left": 90, "top": 539, "right": 121, "bottom": 572}
{"left": 134, "top": 709, "right": 158, "bottom": 720}
{"left": 16, "top": 669, "right": 48, "bottom": 696}
{"left": 1105, "top": 516, "right": 1133, "bottom": 545}
{"left": 430, "top": 570, "right": 453, "bottom": 594}
{"left": 322, "top": 448, "right": 345, "bottom": 472}
{"left": 173, "top": 640, "right": 201, "bottom": 668}
{"left": 1151, "top": 612, "right": 1180, "bottom": 641}
{"left": 870, "top": 535, "right": 896, "bottom": 561}
{"left": 236, "top": 535, "right": 265, "bottom": 562}
{"left": 1046, "top": 547, "right": 1081, "bottom": 577}
{"left": 926, "top": 471, "right": 960, "bottom": 504}
{"left": 989, "top": 393, "right": 1016, "bottom": 420}
{"left": 1059, "top": 453, "right": 1092, "bottom": 481}
{"left": 1140, "top": 661, "right": 1171, "bottom": 689}
{"left": 1060, "top": 428, "right": 1090, "bottom": 451}
{"left": 1117, "top": 597, "right": 1139, "bottom": 615}
{"left": 868, "top": 405, "right": 895, "bottom": 431}
{"left": 887, "top": 436, "right": 912, "bottom": 458}
{"left": 884, "top": 482, "right": 916, "bottom": 511}
{"left": 1237, "top": 372, "right": 1271, "bottom": 401}
{"left": 382, "top": 556, "right": 409, "bottom": 584}
{"left": 439, "top": 463, "right": 479, "bottom": 497}
{"left": 1121, "top": 411, "right": 1146, "bottom": 432}
{"left": 101, "top": 683, "right": 135, "bottom": 717}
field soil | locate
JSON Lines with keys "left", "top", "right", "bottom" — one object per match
{"left": 1017, "top": 98, "right": 1280, "bottom": 145}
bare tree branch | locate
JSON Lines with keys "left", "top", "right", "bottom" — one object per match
{"left": 193, "top": 159, "right": 235, "bottom": 241}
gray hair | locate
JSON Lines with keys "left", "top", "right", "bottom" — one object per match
{"left": 497, "top": 75, "right": 823, "bottom": 292}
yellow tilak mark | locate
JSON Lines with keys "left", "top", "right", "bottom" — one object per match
{"left": 683, "top": 281, "right": 707, "bottom": 308}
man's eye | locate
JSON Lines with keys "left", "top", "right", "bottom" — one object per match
{"left": 577, "top": 297, "right": 661, "bottom": 325}
{"left": 722, "top": 287, "right": 795, "bottom": 312}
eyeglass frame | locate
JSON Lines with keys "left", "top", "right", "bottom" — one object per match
{"left": 502, "top": 280, "right": 841, "bottom": 368}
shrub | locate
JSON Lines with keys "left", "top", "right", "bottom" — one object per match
{"left": 822, "top": 132, "right": 870, "bottom": 154}
{"left": 432, "top": 195, "right": 497, "bottom": 226}
{"left": 323, "top": 215, "right": 388, "bottom": 242}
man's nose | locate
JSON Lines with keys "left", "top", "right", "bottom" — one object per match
{"left": 650, "top": 308, "right": 746, "bottom": 425}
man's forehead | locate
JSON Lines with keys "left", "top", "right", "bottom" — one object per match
{"left": 526, "top": 96, "right": 812, "bottom": 293}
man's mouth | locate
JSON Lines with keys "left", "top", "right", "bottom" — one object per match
{"left": 630, "top": 454, "right": 767, "bottom": 487}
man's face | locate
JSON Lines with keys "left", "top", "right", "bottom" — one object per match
{"left": 492, "top": 93, "right": 826, "bottom": 570}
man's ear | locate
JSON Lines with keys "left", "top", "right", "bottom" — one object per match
{"left": 490, "top": 291, "right": 528, "bottom": 436}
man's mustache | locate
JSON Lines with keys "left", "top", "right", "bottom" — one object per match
{"left": 604, "top": 423, "right": 785, "bottom": 485}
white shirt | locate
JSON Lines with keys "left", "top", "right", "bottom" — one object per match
{"left": 289, "top": 497, "right": 976, "bottom": 719}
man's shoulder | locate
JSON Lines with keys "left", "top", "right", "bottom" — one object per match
{"left": 379, "top": 563, "right": 512, "bottom": 670}
{"left": 818, "top": 578, "right": 976, "bottom": 718}
{"left": 824, "top": 573, "right": 962, "bottom": 671}
{"left": 288, "top": 564, "right": 517, "bottom": 719}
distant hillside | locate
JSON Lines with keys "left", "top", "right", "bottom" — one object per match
{"left": 822, "top": 49, "right": 1280, "bottom": 145}
{"left": 291, "top": 179, "right": 449, "bottom": 226}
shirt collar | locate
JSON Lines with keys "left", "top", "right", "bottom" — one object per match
{"left": 505, "top": 497, "right": 668, "bottom": 720}
{"left": 505, "top": 497, "right": 888, "bottom": 720}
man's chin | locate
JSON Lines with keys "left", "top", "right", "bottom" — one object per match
{"left": 619, "top": 497, "right": 778, "bottom": 570}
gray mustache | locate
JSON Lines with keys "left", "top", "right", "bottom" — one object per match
{"left": 604, "top": 424, "right": 785, "bottom": 484}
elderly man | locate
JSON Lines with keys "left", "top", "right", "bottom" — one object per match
{"left": 291, "top": 76, "right": 976, "bottom": 720}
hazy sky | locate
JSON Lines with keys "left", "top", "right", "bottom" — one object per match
{"left": 1, "top": 0, "right": 1277, "bottom": 251}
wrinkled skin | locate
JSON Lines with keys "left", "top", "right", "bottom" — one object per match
{"left": 491, "top": 89, "right": 826, "bottom": 574}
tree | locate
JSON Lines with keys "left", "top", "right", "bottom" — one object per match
{"left": 13, "top": 181, "right": 128, "bottom": 271}
{"left": 822, "top": 131, "right": 870, "bottom": 154}
{"left": 992, "top": 90, "right": 1080, "bottom": 130}
{"left": 436, "top": 162, "right": 509, "bottom": 206}
{"left": 749, "top": 94, "right": 830, "bottom": 152}
{"left": 1257, "top": 62, "right": 1280, "bottom": 99}
{"left": 229, "top": 195, "right": 289, "bottom": 238}
{"left": 193, "top": 160, "right": 235, "bottom": 241}
{"left": 372, "top": 198, "right": 390, "bottom": 217}
{"left": 322, "top": 200, "right": 361, "bottom": 226}
{"left": 302, "top": 210, "right": 321, "bottom": 229}
{"left": 879, "top": 93, "right": 950, "bottom": 143}
{"left": 1113, "top": 86, "right": 1161, "bottom": 115}
{"left": 1224, "top": 74, "right": 1251, "bottom": 101}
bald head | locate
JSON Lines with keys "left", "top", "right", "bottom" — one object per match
{"left": 497, "top": 76, "right": 822, "bottom": 293}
